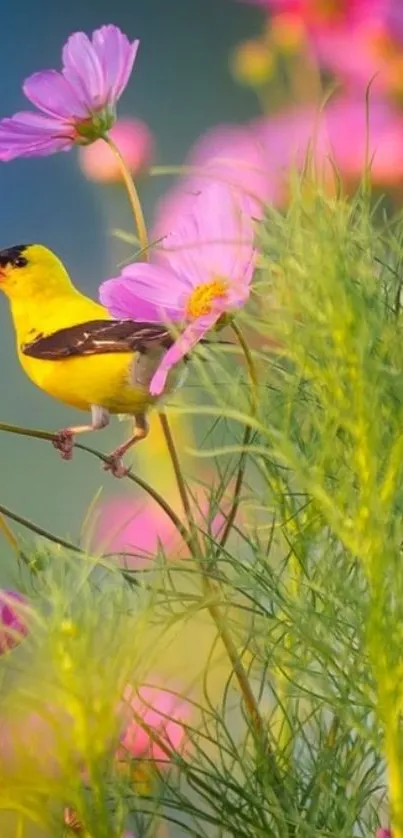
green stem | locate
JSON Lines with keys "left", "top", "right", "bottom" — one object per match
{"left": 218, "top": 322, "right": 257, "bottom": 549}
{"left": 385, "top": 721, "right": 403, "bottom": 838}
{"left": 158, "top": 411, "right": 199, "bottom": 548}
{"left": 0, "top": 502, "right": 82, "bottom": 554}
{"left": 103, "top": 135, "right": 149, "bottom": 257}
{"left": 231, "top": 320, "right": 258, "bottom": 411}
{"left": 0, "top": 512, "right": 21, "bottom": 557}
{"left": 157, "top": 413, "right": 278, "bottom": 779}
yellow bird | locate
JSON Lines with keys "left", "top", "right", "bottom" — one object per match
{"left": 0, "top": 243, "right": 182, "bottom": 476}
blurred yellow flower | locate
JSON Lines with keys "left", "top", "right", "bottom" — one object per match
{"left": 231, "top": 39, "right": 274, "bottom": 86}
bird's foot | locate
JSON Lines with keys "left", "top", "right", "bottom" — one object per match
{"left": 103, "top": 451, "right": 129, "bottom": 479}
{"left": 52, "top": 429, "right": 74, "bottom": 461}
{"left": 63, "top": 805, "right": 83, "bottom": 831}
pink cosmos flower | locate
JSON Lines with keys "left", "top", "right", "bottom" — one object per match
{"left": 92, "top": 489, "right": 230, "bottom": 566}
{"left": 152, "top": 122, "right": 272, "bottom": 239}
{"left": 238, "top": 0, "right": 386, "bottom": 33}
{"left": 254, "top": 96, "right": 403, "bottom": 190}
{"left": 100, "top": 181, "right": 257, "bottom": 396}
{"left": 321, "top": 11, "right": 403, "bottom": 95}
{"left": 0, "top": 590, "right": 28, "bottom": 654}
{"left": 79, "top": 117, "right": 154, "bottom": 183}
{"left": 376, "top": 830, "right": 392, "bottom": 838}
{"left": 0, "top": 25, "right": 139, "bottom": 161}
{"left": 118, "top": 682, "right": 190, "bottom": 763}
{"left": 92, "top": 496, "right": 179, "bottom": 568}
{"left": 238, "top": 0, "right": 392, "bottom": 84}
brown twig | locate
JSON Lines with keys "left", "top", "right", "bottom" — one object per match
{"left": 0, "top": 421, "right": 193, "bottom": 553}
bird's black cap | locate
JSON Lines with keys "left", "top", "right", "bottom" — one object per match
{"left": 0, "top": 244, "right": 30, "bottom": 267}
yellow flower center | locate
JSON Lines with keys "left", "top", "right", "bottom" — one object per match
{"left": 185, "top": 279, "right": 229, "bottom": 320}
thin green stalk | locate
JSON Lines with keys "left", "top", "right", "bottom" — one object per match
{"left": 158, "top": 411, "right": 199, "bottom": 547}
{"left": 158, "top": 412, "right": 281, "bottom": 783}
{"left": 0, "top": 511, "right": 21, "bottom": 557}
{"left": 0, "top": 502, "right": 83, "bottom": 554}
{"left": 103, "top": 135, "right": 149, "bottom": 257}
{"left": 218, "top": 321, "right": 257, "bottom": 550}
{"left": 384, "top": 717, "right": 403, "bottom": 838}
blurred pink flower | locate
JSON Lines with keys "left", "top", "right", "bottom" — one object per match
{"left": 100, "top": 181, "right": 257, "bottom": 395}
{"left": 93, "top": 496, "right": 179, "bottom": 567}
{"left": 0, "top": 590, "right": 28, "bottom": 654}
{"left": 118, "top": 682, "right": 190, "bottom": 763}
{"left": 92, "top": 490, "right": 229, "bottom": 567}
{"left": 320, "top": 12, "right": 403, "bottom": 95}
{"left": 376, "top": 830, "right": 392, "bottom": 838}
{"left": 254, "top": 96, "right": 403, "bottom": 190}
{"left": 153, "top": 97, "right": 403, "bottom": 244}
{"left": 79, "top": 117, "right": 154, "bottom": 183}
{"left": 240, "top": 0, "right": 385, "bottom": 28}
{"left": 239, "top": 0, "right": 398, "bottom": 88}
{"left": 153, "top": 123, "right": 272, "bottom": 239}
{"left": 0, "top": 25, "right": 139, "bottom": 161}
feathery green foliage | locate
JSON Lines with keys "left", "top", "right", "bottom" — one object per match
{"left": 2, "top": 180, "right": 403, "bottom": 837}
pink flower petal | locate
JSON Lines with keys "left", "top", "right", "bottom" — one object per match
{"left": 159, "top": 216, "right": 208, "bottom": 289}
{"left": 152, "top": 123, "right": 271, "bottom": 241}
{"left": 93, "top": 497, "right": 178, "bottom": 568}
{"left": 0, "top": 112, "right": 73, "bottom": 160}
{"left": 119, "top": 682, "right": 189, "bottom": 762}
{"left": 23, "top": 70, "right": 88, "bottom": 120}
{"left": 121, "top": 263, "right": 191, "bottom": 305}
{"left": 0, "top": 590, "right": 28, "bottom": 654}
{"left": 157, "top": 183, "right": 255, "bottom": 304}
{"left": 62, "top": 31, "right": 107, "bottom": 110}
{"left": 0, "top": 111, "right": 68, "bottom": 135}
{"left": 99, "top": 274, "right": 182, "bottom": 323}
{"left": 150, "top": 316, "right": 217, "bottom": 396}
{"left": 92, "top": 25, "right": 140, "bottom": 102}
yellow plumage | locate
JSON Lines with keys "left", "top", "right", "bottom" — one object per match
{"left": 0, "top": 244, "right": 174, "bottom": 474}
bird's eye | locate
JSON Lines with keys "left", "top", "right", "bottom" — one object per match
{"left": 13, "top": 256, "right": 28, "bottom": 268}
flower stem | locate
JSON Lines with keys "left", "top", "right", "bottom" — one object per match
{"left": 103, "top": 135, "right": 149, "bottom": 258}
{"left": 0, "top": 512, "right": 20, "bottom": 558}
{"left": 231, "top": 320, "right": 258, "bottom": 412}
{"left": 0, "top": 502, "right": 82, "bottom": 554}
{"left": 384, "top": 717, "right": 403, "bottom": 838}
{"left": 218, "top": 321, "right": 257, "bottom": 550}
{"left": 158, "top": 411, "right": 283, "bottom": 789}
{"left": 158, "top": 411, "right": 199, "bottom": 546}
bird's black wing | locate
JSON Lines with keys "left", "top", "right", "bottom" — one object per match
{"left": 21, "top": 319, "right": 173, "bottom": 360}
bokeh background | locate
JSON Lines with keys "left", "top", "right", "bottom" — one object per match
{"left": 2, "top": 0, "right": 403, "bottom": 581}
{"left": 0, "top": 0, "right": 261, "bottom": 570}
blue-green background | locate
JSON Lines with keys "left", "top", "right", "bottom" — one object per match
{"left": 0, "top": 0, "right": 262, "bottom": 568}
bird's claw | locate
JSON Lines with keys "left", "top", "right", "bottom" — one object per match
{"left": 52, "top": 429, "right": 74, "bottom": 461}
{"left": 103, "top": 453, "right": 128, "bottom": 479}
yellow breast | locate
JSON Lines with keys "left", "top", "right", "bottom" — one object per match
{"left": 18, "top": 350, "right": 154, "bottom": 414}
